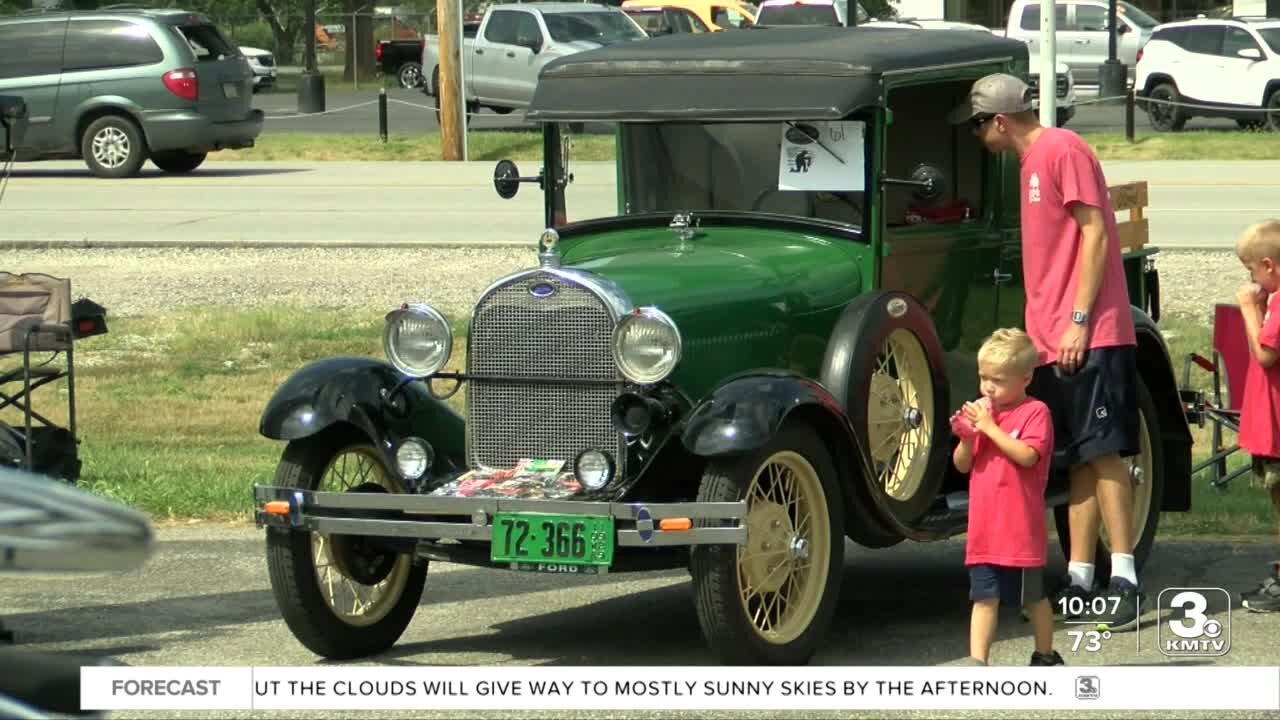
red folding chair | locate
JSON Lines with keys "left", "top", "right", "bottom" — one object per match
{"left": 1181, "top": 304, "right": 1251, "bottom": 489}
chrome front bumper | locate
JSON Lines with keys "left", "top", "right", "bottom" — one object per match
{"left": 252, "top": 485, "right": 747, "bottom": 548}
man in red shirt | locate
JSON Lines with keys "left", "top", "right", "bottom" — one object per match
{"left": 1234, "top": 219, "right": 1280, "bottom": 612}
{"left": 950, "top": 74, "right": 1142, "bottom": 632}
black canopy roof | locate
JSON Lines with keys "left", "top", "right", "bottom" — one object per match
{"left": 525, "top": 26, "right": 1029, "bottom": 122}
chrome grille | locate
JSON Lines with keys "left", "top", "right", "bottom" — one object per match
{"left": 466, "top": 271, "right": 625, "bottom": 474}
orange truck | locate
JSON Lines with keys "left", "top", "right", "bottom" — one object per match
{"left": 620, "top": 0, "right": 756, "bottom": 34}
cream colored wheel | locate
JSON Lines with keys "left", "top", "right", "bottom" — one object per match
{"left": 867, "top": 328, "right": 935, "bottom": 503}
{"left": 737, "top": 450, "right": 832, "bottom": 646}
{"left": 1104, "top": 410, "right": 1154, "bottom": 551}
{"left": 691, "top": 424, "right": 843, "bottom": 665}
{"left": 312, "top": 446, "right": 413, "bottom": 627}
{"left": 266, "top": 434, "right": 428, "bottom": 660}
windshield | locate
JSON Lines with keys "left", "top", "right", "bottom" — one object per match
{"left": 604, "top": 121, "right": 868, "bottom": 230}
{"left": 1117, "top": 1, "right": 1158, "bottom": 29}
{"left": 544, "top": 12, "right": 649, "bottom": 43}
{"left": 1260, "top": 28, "right": 1280, "bottom": 54}
{"left": 756, "top": 4, "right": 841, "bottom": 25}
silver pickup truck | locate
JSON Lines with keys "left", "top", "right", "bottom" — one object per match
{"left": 422, "top": 2, "right": 649, "bottom": 114}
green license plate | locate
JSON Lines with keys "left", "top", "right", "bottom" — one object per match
{"left": 490, "top": 513, "right": 614, "bottom": 568}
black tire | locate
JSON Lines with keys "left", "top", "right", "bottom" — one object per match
{"left": 265, "top": 432, "right": 428, "bottom": 660}
{"left": 398, "top": 62, "right": 424, "bottom": 89}
{"left": 428, "top": 66, "right": 439, "bottom": 97}
{"left": 821, "top": 291, "right": 950, "bottom": 528}
{"left": 80, "top": 115, "right": 147, "bottom": 179}
{"left": 1053, "top": 375, "right": 1165, "bottom": 580}
{"left": 1237, "top": 118, "right": 1266, "bottom": 131}
{"left": 690, "top": 422, "right": 844, "bottom": 665}
{"left": 1146, "top": 83, "right": 1187, "bottom": 132}
{"left": 490, "top": 106, "right": 515, "bottom": 115}
{"left": 151, "top": 150, "right": 207, "bottom": 174}
{"left": 1265, "top": 89, "right": 1280, "bottom": 133}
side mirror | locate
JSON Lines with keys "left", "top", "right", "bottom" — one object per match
{"left": 1116, "top": 23, "right": 1131, "bottom": 34}
{"left": 882, "top": 163, "right": 948, "bottom": 202}
{"left": 1238, "top": 47, "right": 1263, "bottom": 60}
{"left": 493, "top": 158, "right": 545, "bottom": 199}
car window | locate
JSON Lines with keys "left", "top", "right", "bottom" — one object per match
{"left": 1117, "top": 1, "right": 1158, "bottom": 29}
{"left": 757, "top": 4, "right": 840, "bottom": 25}
{"left": 711, "top": 6, "right": 752, "bottom": 28}
{"left": 1260, "top": 28, "right": 1280, "bottom": 54}
{"left": 63, "top": 20, "right": 163, "bottom": 71}
{"left": 676, "top": 9, "right": 710, "bottom": 32}
{"left": 1222, "top": 27, "right": 1261, "bottom": 57}
{"left": 0, "top": 21, "right": 66, "bottom": 80}
{"left": 484, "top": 10, "right": 520, "bottom": 45}
{"left": 1019, "top": 4, "right": 1068, "bottom": 31}
{"left": 626, "top": 9, "right": 670, "bottom": 34}
{"left": 543, "top": 12, "right": 648, "bottom": 44}
{"left": 1073, "top": 5, "right": 1109, "bottom": 32}
{"left": 1183, "top": 26, "right": 1224, "bottom": 54}
{"left": 1150, "top": 26, "right": 1185, "bottom": 48}
{"left": 514, "top": 12, "right": 543, "bottom": 48}
{"left": 172, "top": 22, "right": 238, "bottom": 62}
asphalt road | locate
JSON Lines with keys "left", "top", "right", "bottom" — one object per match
{"left": 250, "top": 88, "right": 1242, "bottom": 136}
{"left": 1, "top": 160, "right": 1275, "bottom": 249}
{"left": 2, "top": 524, "right": 1276, "bottom": 719}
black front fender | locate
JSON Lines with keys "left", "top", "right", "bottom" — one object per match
{"left": 1132, "top": 307, "right": 1193, "bottom": 512}
{"left": 679, "top": 371, "right": 853, "bottom": 458}
{"left": 259, "top": 356, "right": 466, "bottom": 475}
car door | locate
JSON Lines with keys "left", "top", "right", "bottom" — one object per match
{"left": 1061, "top": 2, "right": 1110, "bottom": 84}
{"left": 1178, "top": 25, "right": 1226, "bottom": 104}
{"left": 472, "top": 10, "right": 519, "bottom": 103}
{"left": 1218, "top": 26, "right": 1270, "bottom": 108}
{"left": 0, "top": 19, "right": 69, "bottom": 153}
{"left": 504, "top": 11, "right": 545, "bottom": 107}
{"left": 1015, "top": 3, "right": 1069, "bottom": 75}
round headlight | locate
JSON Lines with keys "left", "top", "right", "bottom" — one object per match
{"left": 395, "top": 438, "right": 433, "bottom": 480}
{"left": 383, "top": 304, "right": 452, "bottom": 377}
{"left": 574, "top": 449, "right": 614, "bottom": 490}
{"left": 612, "top": 307, "right": 681, "bottom": 384}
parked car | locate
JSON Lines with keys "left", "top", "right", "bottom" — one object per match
{"left": 253, "top": 26, "right": 1191, "bottom": 666}
{"left": 238, "top": 45, "right": 278, "bottom": 92}
{"left": 621, "top": 0, "right": 756, "bottom": 33}
{"left": 1004, "top": 0, "right": 1158, "bottom": 85}
{"left": 375, "top": 39, "right": 426, "bottom": 88}
{"left": 1135, "top": 16, "right": 1280, "bottom": 131}
{"left": 754, "top": 0, "right": 869, "bottom": 25}
{"left": 879, "top": 18, "right": 1080, "bottom": 126}
{"left": 420, "top": 2, "right": 648, "bottom": 114}
{"left": 0, "top": 8, "right": 262, "bottom": 178}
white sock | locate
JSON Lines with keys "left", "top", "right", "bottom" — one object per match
{"left": 1067, "top": 562, "right": 1095, "bottom": 590}
{"left": 1111, "top": 553, "right": 1138, "bottom": 585}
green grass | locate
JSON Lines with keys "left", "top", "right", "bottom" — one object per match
{"left": 209, "top": 130, "right": 1276, "bottom": 163}
{"left": 4, "top": 306, "right": 1271, "bottom": 537}
{"left": 209, "top": 131, "right": 618, "bottom": 162}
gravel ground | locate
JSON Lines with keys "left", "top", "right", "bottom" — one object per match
{"left": 1, "top": 247, "right": 1242, "bottom": 320}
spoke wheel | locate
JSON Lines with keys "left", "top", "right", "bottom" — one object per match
{"left": 867, "top": 328, "right": 934, "bottom": 503}
{"left": 691, "top": 423, "right": 843, "bottom": 665}
{"left": 266, "top": 432, "right": 428, "bottom": 659}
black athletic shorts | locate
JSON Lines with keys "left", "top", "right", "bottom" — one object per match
{"left": 969, "top": 564, "right": 1045, "bottom": 607}
{"left": 1027, "top": 345, "right": 1140, "bottom": 469}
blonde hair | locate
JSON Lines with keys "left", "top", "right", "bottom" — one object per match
{"left": 977, "top": 328, "right": 1038, "bottom": 376}
{"left": 1236, "top": 219, "right": 1280, "bottom": 263}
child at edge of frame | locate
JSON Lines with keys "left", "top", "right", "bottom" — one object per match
{"left": 951, "top": 328, "right": 1064, "bottom": 666}
{"left": 1234, "top": 218, "right": 1280, "bottom": 613}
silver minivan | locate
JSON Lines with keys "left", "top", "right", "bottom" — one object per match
{"left": 1005, "top": 0, "right": 1158, "bottom": 84}
{"left": 0, "top": 8, "right": 262, "bottom": 178}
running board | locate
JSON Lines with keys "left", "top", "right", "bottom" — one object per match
{"left": 910, "top": 490, "right": 1072, "bottom": 537}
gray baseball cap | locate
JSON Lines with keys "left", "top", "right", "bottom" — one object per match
{"left": 947, "top": 73, "right": 1034, "bottom": 124}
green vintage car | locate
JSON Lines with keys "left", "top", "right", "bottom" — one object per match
{"left": 253, "top": 26, "right": 1192, "bottom": 665}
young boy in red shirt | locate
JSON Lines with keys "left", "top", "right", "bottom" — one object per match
{"left": 952, "top": 328, "right": 1063, "bottom": 665}
{"left": 1235, "top": 219, "right": 1280, "bottom": 612}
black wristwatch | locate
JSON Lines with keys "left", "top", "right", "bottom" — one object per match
{"left": 1071, "top": 310, "right": 1089, "bottom": 325}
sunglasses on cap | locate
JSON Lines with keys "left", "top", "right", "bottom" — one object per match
{"left": 970, "top": 113, "right": 996, "bottom": 130}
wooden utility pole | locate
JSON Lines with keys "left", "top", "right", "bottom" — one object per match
{"left": 437, "top": 0, "right": 466, "bottom": 161}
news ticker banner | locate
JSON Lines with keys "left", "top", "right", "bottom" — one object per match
{"left": 82, "top": 665, "right": 1280, "bottom": 712}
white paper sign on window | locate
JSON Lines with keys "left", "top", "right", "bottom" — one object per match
{"left": 777, "top": 120, "right": 865, "bottom": 192}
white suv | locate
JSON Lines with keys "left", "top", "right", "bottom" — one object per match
{"left": 1134, "top": 17, "right": 1280, "bottom": 132}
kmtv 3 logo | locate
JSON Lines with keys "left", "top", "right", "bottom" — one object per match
{"left": 1075, "top": 676, "right": 1100, "bottom": 700}
{"left": 1158, "top": 588, "right": 1231, "bottom": 657}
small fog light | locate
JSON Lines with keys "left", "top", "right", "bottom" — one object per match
{"left": 396, "top": 438, "right": 433, "bottom": 480}
{"left": 574, "top": 449, "right": 614, "bottom": 490}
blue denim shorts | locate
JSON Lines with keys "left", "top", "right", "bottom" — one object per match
{"left": 969, "top": 564, "right": 1045, "bottom": 607}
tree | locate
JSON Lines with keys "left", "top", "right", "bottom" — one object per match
{"left": 342, "top": 0, "right": 375, "bottom": 82}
